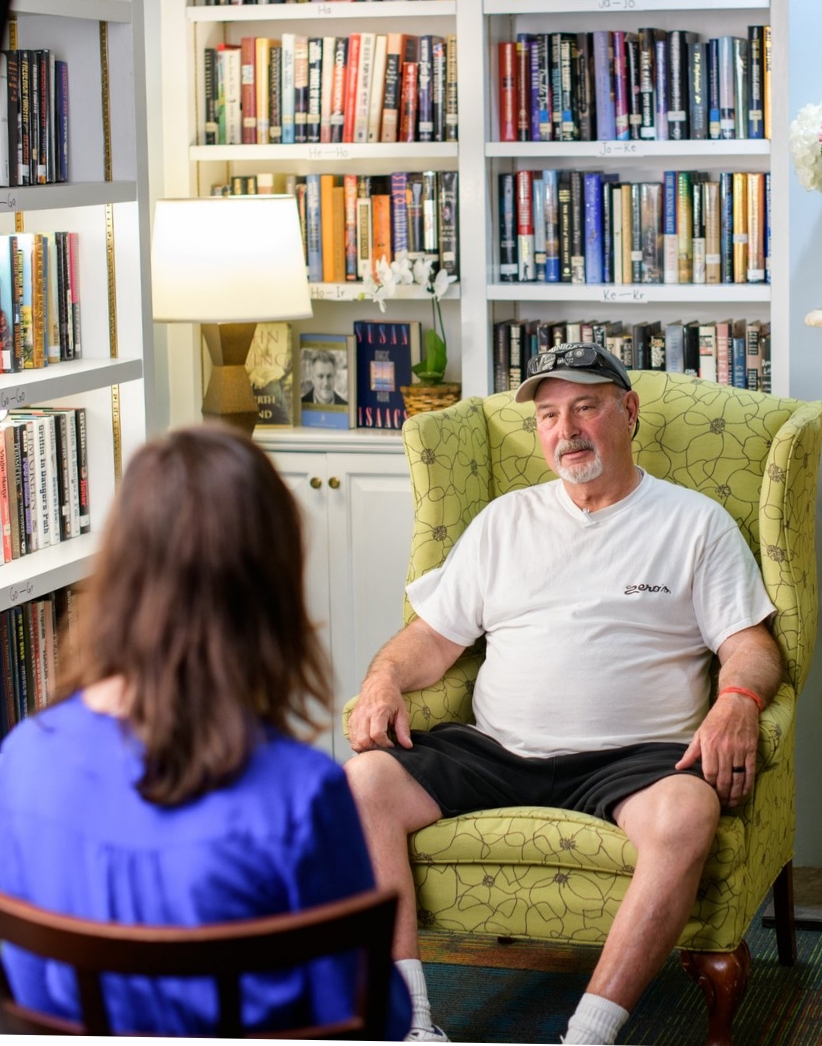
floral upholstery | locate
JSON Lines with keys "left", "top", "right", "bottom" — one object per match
{"left": 344, "top": 371, "right": 822, "bottom": 955}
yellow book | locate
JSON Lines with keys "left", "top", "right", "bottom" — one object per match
{"left": 255, "top": 38, "right": 272, "bottom": 145}
{"left": 331, "top": 185, "right": 346, "bottom": 284}
{"left": 320, "top": 174, "right": 337, "bottom": 283}
{"left": 732, "top": 171, "right": 748, "bottom": 284}
{"left": 704, "top": 182, "right": 721, "bottom": 285}
{"left": 746, "top": 172, "right": 765, "bottom": 283}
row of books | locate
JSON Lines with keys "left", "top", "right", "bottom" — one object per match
{"left": 0, "top": 584, "right": 84, "bottom": 740}
{"left": 216, "top": 170, "right": 459, "bottom": 284}
{"left": 204, "top": 31, "right": 458, "bottom": 147}
{"left": 498, "top": 26, "right": 771, "bottom": 144}
{"left": 245, "top": 319, "right": 423, "bottom": 433}
{"left": 0, "top": 407, "right": 91, "bottom": 565}
{"left": 499, "top": 169, "right": 769, "bottom": 286}
{"left": 0, "top": 49, "right": 69, "bottom": 188}
{"left": 493, "top": 317, "right": 771, "bottom": 395}
{"left": 0, "top": 231, "right": 81, "bottom": 372}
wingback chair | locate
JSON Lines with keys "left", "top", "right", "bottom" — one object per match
{"left": 344, "top": 371, "right": 822, "bottom": 1046}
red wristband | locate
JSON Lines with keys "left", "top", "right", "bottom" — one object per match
{"left": 717, "top": 686, "right": 764, "bottom": 713}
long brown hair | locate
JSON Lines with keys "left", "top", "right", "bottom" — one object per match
{"left": 55, "top": 425, "right": 332, "bottom": 807}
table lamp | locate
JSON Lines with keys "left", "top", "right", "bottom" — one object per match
{"left": 151, "top": 195, "right": 312, "bottom": 432}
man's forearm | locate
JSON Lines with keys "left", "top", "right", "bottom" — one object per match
{"left": 716, "top": 623, "right": 784, "bottom": 710}
{"left": 365, "top": 617, "right": 466, "bottom": 694}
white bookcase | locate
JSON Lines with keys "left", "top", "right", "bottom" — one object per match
{"left": 0, "top": 0, "right": 154, "bottom": 611}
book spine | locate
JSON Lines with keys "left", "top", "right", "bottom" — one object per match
{"left": 612, "top": 181, "right": 623, "bottom": 284}
{"left": 432, "top": 37, "right": 446, "bottom": 143}
{"left": 638, "top": 28, "right": 656, "bottom": 139}
{"left": 676, "top": 171, "right": 692, "bottom": 284}
{"left": 421, "top": 170, "right": 438, "bottom": 260}
{"left": 0, "top": 438, "right": 10, "bottom": 563}
{"left": 733, "top": 37, "right": 748, "bottom": 141}
{"left": 719, "top": 171, "right": 734, "bottom": 284}
{"left": 550, "top": 34, "right": 563, "bottom": 142}
{"left": 371, "top": 190, "right": 391, "bottom": 271}
{"left": 204, "top": 48, "right": 218, "bottom": 145}
{"left": 575, "top": 32, "right": 594, "bottom": 143}
{"left": 380, "top": 36, "right": 402, "bottom": 144}
{"left": 748, "top": 25, "right": 764, "bottom": 139}
{"left": 68, "top": 232, "right": 80, "bottom": 358}
{"left": 583, "top": 172, "right": 603, "bottom": 285}
{"left": 529, "top": 34, "right": 542, "bottom": 142}
{"left": 305, "top": 173, "right": 323, "bottom": 283}
{"left": 320, "top": 173, "right": 336, "bottom": 282}
{"left": 532, "top": 175, "right": 546, "bottom": 282}
{"left": 498, "top": 172, "right": 517, "bottom": 282}
{"left": 417, "top": 35, "right": 433, "bottom": 143}
{"left": 544, "top": 170, "right": 560, "bottom": 283}
{"left": 281, "top": 34, "right": 295, "bottom": 144}
{"left": 398, "top": 62, "right": 417, "bottom": 144}
{"left": 326, "top": 37, "right": 345, "bottom": 144}
{"left": 508, "top": 322, "right": 523, "bottom": 391}
{"left": 537, "top": 34, "right": 552, "bottom": 142}
{"left": 708, "top": 37, "right": 720, "bottom": 140}
{"left": 640, "top": 181, "right": 661, "bottom": 284}
{"left": 293, "top": 35, "right": 308, "bottom": 145}
{"left": 320, "top": 36, "right": 335, "bottom": 144}
{"left": 559, "top": 34, "right": 578, "bottom": 142}
{"left": 663, "top": 170, "right": 678, "bottom": 284}
{"left": 570, "top": 170, "right": 585, "bottom": 284}
{"left": 445, "top": 33, "right": 458, "bottom": 143}
{"left": 390, "top": 171, "right": 409, "bottom": 260}
{"left": 306, "top": 37, "right": 323, "bottom": 144}
{"left": 407, "top": 174, "right": 423, "bottom": 258}
{"left": 716, "top": 320, "right": 731, "bottom": 385}
{"left": 688, "top": 41, "right": 707, "bottom": 140}
{"left": 765, "top": 170, "right": 772, "bottom": 284}
{"left": 516, "top": 34, "right": 531, "bottom": 142}
{"left": 732, "top": 170, "right": 748, "bottom": 283}
{"left": 240, "top": 37, "right": 256, "bottom": 144}
{"left": 344, "top": 173, "right": 358, "bottom": 281}
{"left": 498, "top": 42, "right": 517, "bottom": 143}
{"left": 493, "top": 321, "right": 509, "bottom": 393}
{"left": 515, "top": 169, "right": 534, "bottom": 282}
{"left": 763, "top": 26, "right": 772, "bottom": 140}
{"left": 341, "top": 33, "right": 359, "bottom": 144}
{"left": 558, "top": 171, "right": 572, "bottom": 282}
{"left": 438, "top": 170, "right": 459, "bottom": 278}
{"left": 625, "top": 34, "right": 642, "bottom": 141}
{"left": 74, "top": 408, "right": 90, "bottom": 534}
{"left": 704, "top": 180, "right": 721, "bottom": 285}
{"left": 613, "top": 31, "right": 630, "bottom": 141}
{"left": 630, "top": 182, "right": 642, "bottom": 283}
{"left": 353, "top": 32, "right": 375, "bottom": 144}
{"left": 698, "top": 324, "right": 718, "bottom": 383}
{"left": 718, "top": 36, "right": 735, "bottom": 140}
{"left": 692, "top": 179, "right": 706, "bottom": 285}
{"left": 747, "top": 171, "right": 765, "bottom": 283}
{"left": 268, "top": 44, "right": 282, "bottom": 143}
{"left": 746, "top": 321, "right": 762, "bottom": 391}
{"left": 654, "top": 35, "right": 668, "bottom": 141}
{"left": 667, "top": 30, "right": 688, "bottom": 141}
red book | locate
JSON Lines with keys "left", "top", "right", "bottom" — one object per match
{"left": 515, "top": 170, "right": 535, "bottom": 282}
{"left": 498, "top": 42, "right": 517, "bottom": 142}
{"left": 240, "top": 36, "right": 257, "bottom": 145}
{"left": 399, "top": 62, "right": 418, "bottom": 143}
{"left": 342, "top": 34, "right": 361, "bottom": 144}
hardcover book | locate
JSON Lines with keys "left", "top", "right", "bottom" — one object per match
{"left": 299, "top": 332, "right": 355, "bottom": 430}
{"left": 244, "top": 322, "right": 295, "bottom": 427}
{"left": 354, "top": 319, "right": 421, "bottom": 431}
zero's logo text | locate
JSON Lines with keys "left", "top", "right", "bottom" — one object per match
{"left": 624, "top": 584, "right": 671, "bottom": 596}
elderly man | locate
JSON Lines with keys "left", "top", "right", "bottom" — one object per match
{"left": 344, "top": 344, "right": 783, "bottom": 1045}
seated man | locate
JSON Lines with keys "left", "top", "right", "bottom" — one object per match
{"left": 344, "top": 344, "right": 784, "bottom": 1045}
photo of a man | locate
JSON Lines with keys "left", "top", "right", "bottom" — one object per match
{"left": 302, "top": 350, "right": 347, "bottom": 405}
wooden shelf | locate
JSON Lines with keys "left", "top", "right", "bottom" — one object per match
{"left": 0, "top": 359, "right": 143, "bottom": 411}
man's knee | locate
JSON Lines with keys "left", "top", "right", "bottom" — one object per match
{"left": 344, "top": 750, "right": 442, "bottom": 833}
{"left": 617, "top": 774, "right": 721, "bottom": 861}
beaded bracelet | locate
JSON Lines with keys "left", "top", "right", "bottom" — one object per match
{"left": 717, "top": 686, "right": 765, "bottom": 713}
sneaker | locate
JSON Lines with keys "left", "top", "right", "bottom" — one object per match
{"left": 405, "top": 1025, "right": 450, "bottom": 1042}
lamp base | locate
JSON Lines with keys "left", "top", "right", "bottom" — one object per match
{"left": 201, "top": 323, "right": 260, "bottom": 434}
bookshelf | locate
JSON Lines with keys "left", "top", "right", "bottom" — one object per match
{"left": 0, "top": 0, "right": 154, "bottom": 613}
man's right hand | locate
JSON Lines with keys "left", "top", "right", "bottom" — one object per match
{"left": 347, "top": 677, "right": 413, "bottom": 752}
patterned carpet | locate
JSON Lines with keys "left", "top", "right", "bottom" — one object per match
{"left": 423, "top": 902, "right": 822, "bottom": 1045}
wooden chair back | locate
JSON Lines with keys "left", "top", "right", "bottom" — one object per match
{"left": 0, "top": 887, "right": 398, "bottom": 1039}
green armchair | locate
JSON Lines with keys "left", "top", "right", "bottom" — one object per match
{"left": 344, "top": 371, "right": 822, "bottom": 1046}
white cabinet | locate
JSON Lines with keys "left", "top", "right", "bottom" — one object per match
{"left": 258, "top": 430, "right": 414, "bottom": 762}
{"left": 0, "top": 0, "right": 153, "bottom": 611}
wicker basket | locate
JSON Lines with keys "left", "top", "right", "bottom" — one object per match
{"left": 400, "top": 382, "right": 462, "bottom": 417}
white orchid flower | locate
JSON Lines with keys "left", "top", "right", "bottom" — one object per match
{"left": 412, "top": 255, "right": 436, "bottom": 288}
{"left": 390, "top": 252, "right": 415, "bottom": 285}
{"left": 431, "top": 267, "right": 457, "bottom": 301}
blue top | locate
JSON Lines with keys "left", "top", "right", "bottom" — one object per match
{"left": 0, "top": 694, "right": 410, "bottom": 1038}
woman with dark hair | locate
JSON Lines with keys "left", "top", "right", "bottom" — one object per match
{"left": 0, "top": 425, "right": 410, "bottom": 1038}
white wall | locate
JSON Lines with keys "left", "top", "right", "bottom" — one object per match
{"left": 787, "top": 0, "right": 822, "bottom": 866}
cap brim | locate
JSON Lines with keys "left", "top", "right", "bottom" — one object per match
{"left": 514, "top": 370, "right": 616, "bottom": 403}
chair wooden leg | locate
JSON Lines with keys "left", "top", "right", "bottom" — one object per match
{"left": 771, "top": 860, "right": 797, "bottom": 966}
{"left": 680, "top": 940, "right": 750, "bottom": 1046}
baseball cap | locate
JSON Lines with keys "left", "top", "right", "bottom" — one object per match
{"left": 515, "top": 343, "right": 633, "bottom": 403}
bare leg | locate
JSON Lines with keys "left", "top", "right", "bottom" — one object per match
{"left": 586, "top": 773, "right": 721, "bottom": 1011}
{"left": 345, "top": 750, "right": 442, "bottom": 959}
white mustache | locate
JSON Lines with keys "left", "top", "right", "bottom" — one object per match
{"left": 556, "top": 438, "right": 595, "bottom": 460}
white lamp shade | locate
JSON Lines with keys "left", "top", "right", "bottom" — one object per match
{"left": 151, "top": 196, "right": 313, "bottom": 323}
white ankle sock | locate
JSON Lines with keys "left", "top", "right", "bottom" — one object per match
{"left": 396, "top": 958, "right": 433, "bottom": 1031}
{"left": 563, "top": 992, "right": 629, "bottom": 1045}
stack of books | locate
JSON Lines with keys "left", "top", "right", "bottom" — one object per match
{"left": 0, "top": 49, "right": 69, "bottom": 188}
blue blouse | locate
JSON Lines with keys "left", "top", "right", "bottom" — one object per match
{"left": 0, "top": 694, "right": 410, "bottom": 1038}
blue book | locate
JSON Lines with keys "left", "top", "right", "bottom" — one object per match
{"left": 731, "top": 323, "right": 747, "bottom": 387}
{"left": 583, "top": 172, "right": 603, "bottom": 285}
{"left": 663, "top": 171, "right": 678, "bottom": 284}
{"left": 281, "top": 33, "right": 296, "bottom": 145}
{"left": 533, "top": 176, "right": 546, "bottom": 282}
{"left": 498, "top": 172, "right": 518, "bottom": 282}
{"left": 542, "top": 170, "right": 560, "bottom": 282}
{"left": 56, "top": 60, "right": 69, "bottom": 182}
{"left": 418, "top": 35, "right": 434, "bottom": 142}
{"left": 747, "top": 25, "right": 765, "bottom": 139}
{"left": 305, "top": 174, "right": 323, "bottom": 284}
{"left": 719, "top": 171, "right": 734, "bottom": 284}
{"left": 718, "top": 36, "right": 736, "bottom": 140}
{"left": 550, "top": 34, "right": 563, "bottom": 141}
{"left": 592, "top": 31, "right": 616, "bottom": 140}
{"left": 354, "top": 319, "right": 422, "bottom": 430}
{"left": 654, "top": 36, "right": 669, "bottom": 140}
{"left": 529, "top": 34, "right": 541, "bottom": 142}
{"left": 764, "top": 171, "right": 771, "bottom": 284}
{"left": 537, "top": 34, "right": 551, "bottom": 141}
{"left": 390, "top": 172, "right": 409, "bottom": 257}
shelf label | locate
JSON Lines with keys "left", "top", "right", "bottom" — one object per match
{"left": 597, "top": 0, "right": 640, "bottom": 9}
{"left": 597, "top": 140, "right": 643, "bottom": 157}
{"left": 0, "top": 386, "right": 27, "bottom": 409}
{"left": 0, "top": 193, "right": 18, "bottom": 212}
{"left": 308, "top": 144, "right": 351, "bottom": 159}
{"left": 6, "top": 580, "right": 35, "bottom": 605}
{"left": 314, "top": 3, "right": 334, "bottom": 13}
{"left": 310, "top": 283, "right": 359, "bottom": 302}
{"left": 601, "top": 287, "right": 648, "bottom": 303}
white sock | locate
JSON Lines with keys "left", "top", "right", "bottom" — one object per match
{"left": 396, "top": 958, "right": 433, "bottom": 1031}
{"left": 563, "top": 992, "right": 629, "bottom": 1045}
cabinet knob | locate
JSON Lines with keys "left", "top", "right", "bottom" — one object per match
{"left": 328, "top": 477, "right": 341, "bottom": 490}
{"left": 310, "top": 476, "right": 322, "bottom": 489}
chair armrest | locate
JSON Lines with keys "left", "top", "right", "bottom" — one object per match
{"left": 342, "top": 652, "right": 482, "bottom": 742}
{"left": 757, "top": 681, "right": 795, "bottom": 769}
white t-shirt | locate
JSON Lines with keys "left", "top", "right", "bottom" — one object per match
{"left": 407, "top": 470, "right": 776, "bottom": 759}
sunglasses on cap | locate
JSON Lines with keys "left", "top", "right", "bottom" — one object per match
{"left": 525, "top": 344, "right": 632, "bottom": 392}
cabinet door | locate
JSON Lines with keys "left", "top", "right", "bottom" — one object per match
{"left": 325, "top": 453, "right": 414, "bottom": 763}
{"left": 268, "top": 451, "right": 335, "bottom": 760}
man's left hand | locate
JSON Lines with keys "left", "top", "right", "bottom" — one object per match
{"left": 676, "top": 693, "right": 760, "bottom": 808}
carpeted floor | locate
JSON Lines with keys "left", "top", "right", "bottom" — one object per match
{"left": 423, "top": 884, "right": 822, "bottom": 1045}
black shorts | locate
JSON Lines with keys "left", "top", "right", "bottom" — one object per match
{"left": 385, "top": 722, "right": 706, "bottom": 824}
